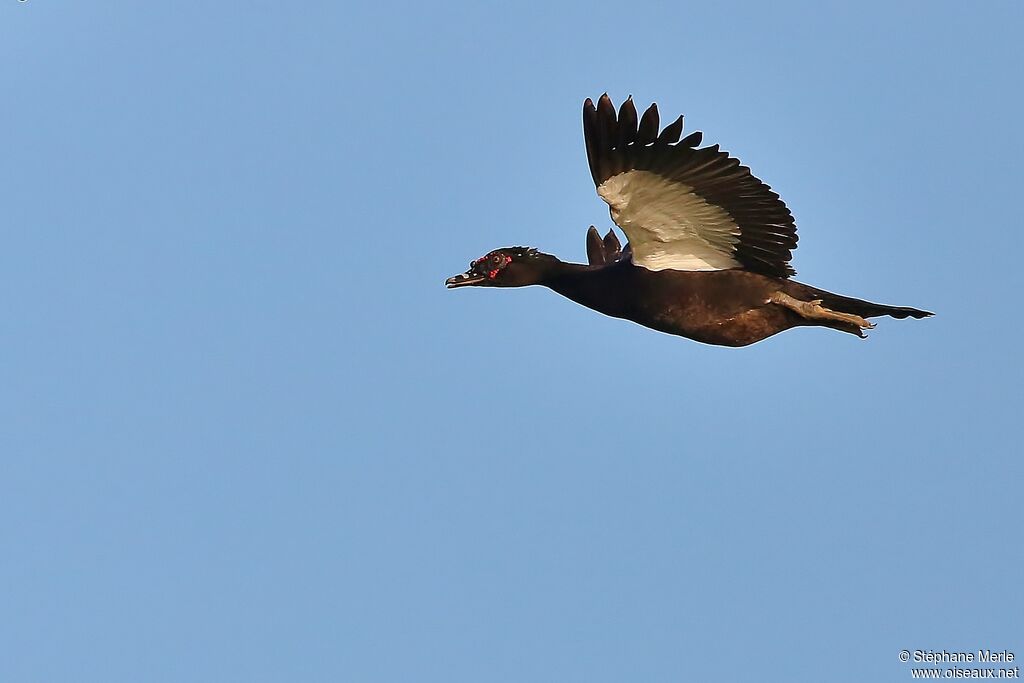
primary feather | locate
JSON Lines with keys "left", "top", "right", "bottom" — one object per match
{"left": 583, "top": 94, "right": 798, "bottom": 278}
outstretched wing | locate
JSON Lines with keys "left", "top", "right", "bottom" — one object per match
{"left": 583, "top": 94, "right": 798, "bottom": 277}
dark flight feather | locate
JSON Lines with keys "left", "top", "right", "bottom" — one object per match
{"left": 584, "top": 95, "right": 799, "bottom": 278}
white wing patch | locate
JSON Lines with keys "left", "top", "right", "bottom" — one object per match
{"left": 597, "top": 170, "right": 742, "bottom": 271}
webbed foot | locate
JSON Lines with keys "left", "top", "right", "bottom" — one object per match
{"left": 769, "top": 292, "right": 876, "bottom": 331}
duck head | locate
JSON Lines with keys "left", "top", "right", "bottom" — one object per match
{"left": 445, "top": 247, "right": 555, "bottom": 289}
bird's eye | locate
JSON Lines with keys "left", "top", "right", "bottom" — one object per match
{"left": 493, "top": 255, "right": 502, "bottom": 264}
{"left": 470, "top": 259, "right": 478, "bottom": 269}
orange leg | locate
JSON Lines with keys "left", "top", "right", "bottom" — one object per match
{"left": 769, "top": 291, "right": 875, "bottom": 331}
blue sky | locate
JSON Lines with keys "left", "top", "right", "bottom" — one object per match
{"left": 2, "top": 2, "right": 1021, "bottom": 681}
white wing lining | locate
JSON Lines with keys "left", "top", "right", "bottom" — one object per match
{"left": 597, "top": 170, "right": 742, "bottom": 271}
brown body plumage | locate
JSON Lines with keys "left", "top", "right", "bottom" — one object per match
{"left": 446, "top": 95, "right": 932, "bottom": 346}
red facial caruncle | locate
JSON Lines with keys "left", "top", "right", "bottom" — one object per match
{"left": 472, "top": 252, "right": 512, "bottom": 280}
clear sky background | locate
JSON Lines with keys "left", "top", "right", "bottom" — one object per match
{"left": 2, "top": 2, "right": 1021, "bottom": 682}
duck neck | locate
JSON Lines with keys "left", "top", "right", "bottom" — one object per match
{"left": 534, "top": 256, "right": 590, "bottom": 288}
{"left": 539, "top": 259, "right": 617, "bottom": 313}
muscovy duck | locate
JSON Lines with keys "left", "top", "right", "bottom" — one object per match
{"left": 446, "top": 94, "right": 932, "bottom": 347}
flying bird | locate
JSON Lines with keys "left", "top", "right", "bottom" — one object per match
{"left": 446, "top": 94, "right": 932, "bottom": 347}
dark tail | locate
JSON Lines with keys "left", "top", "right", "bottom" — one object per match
{"left": 789, "top": 282, "right": 934, "bottom": 320}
